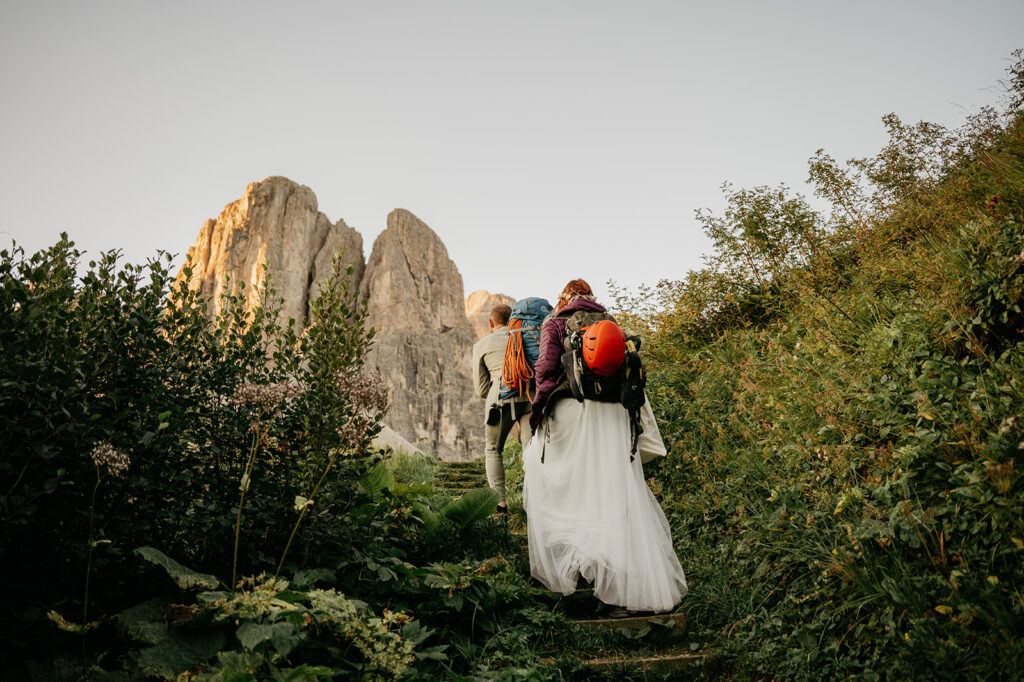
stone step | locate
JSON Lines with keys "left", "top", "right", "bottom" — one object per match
{"left": 437, "top": 471, "right": 487, "bottom": 481}
{"left": 572, "top": 611, "right": 686, "bottom": 633}
{"left": 437, "top": 475, "right": 488, "bottom": 484}
{"left": 446, "top": 483, "right": 485, "bottom": 493}
{"left": 438, "top": 482, "right": 487, "bottom": 489}
{"left": 437, "top": 460, "right": 485, "bottom": 471}
{"left": 574, "top": 652, "right": 704, "bottom": 672}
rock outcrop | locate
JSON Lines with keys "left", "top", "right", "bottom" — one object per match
{"left": 176, "top": 177, "right": 364, "bottom": 326}
{"left": 360, "top": 209, "right": 482, "bottom": 461}
{"left": 465, "top": 290, "right": 516, "bottom": 340}
{"left": 176, "top": 180, "right": 482, "bottom": 460}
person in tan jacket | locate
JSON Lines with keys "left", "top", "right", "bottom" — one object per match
{"left": 471, "top": 304, "right": 531, "bottom": 513}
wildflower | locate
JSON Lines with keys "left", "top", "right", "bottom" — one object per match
{"left": 335, "top": 370, "right": 389, "bottom": 415}
{"left": 230, "top": 380, "right": 305, "bottom": 410}
{"left": 308, "top": 589, "right": 416, "bottom": 675}
{"left": 90, "top": 442, "right": 130, "bottom": 478}
{"left": 335, "top": 370, "right": 390, "bottom": 448}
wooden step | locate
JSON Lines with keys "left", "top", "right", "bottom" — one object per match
{"left": 572, "top": 612, "right": 685, "bottom": 633}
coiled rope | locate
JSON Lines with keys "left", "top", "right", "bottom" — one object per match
{"left": 501, "top": 318, "right": 534, "bottom": 400}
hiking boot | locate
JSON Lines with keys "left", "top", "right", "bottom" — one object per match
{"left": 593, "top": 601, "right": 630, "bottom": 619}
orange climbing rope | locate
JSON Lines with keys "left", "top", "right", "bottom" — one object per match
{"left": 502, "top": 318, "right": 534, "bottom": 401}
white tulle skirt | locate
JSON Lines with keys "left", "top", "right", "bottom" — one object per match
{"left": 522, "top": 399, "right": 688, "bottom": 612}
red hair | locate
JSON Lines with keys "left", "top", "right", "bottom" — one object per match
{"left": 555, "top": 278, "right": 594, "bottom": 313}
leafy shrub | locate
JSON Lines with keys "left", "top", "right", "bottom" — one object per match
{"left": 383, "top": 447, "right": 438, "bottom": 486}
{"left": 612, "top": 53, "right": 1024, "bottom": 679}
{"left": 0, "top": 242, "right": 384, "bottom": 661}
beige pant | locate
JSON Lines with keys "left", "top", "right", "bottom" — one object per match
{"left": 484, "top": 401, "right": 532, "bottom": 504}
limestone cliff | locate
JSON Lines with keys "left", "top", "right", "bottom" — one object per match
{"left": 360, "top": 209, "right": 482, "bottom": 461}
{"left": 465, "top": 290, "right": 516, "bottom": 340}
{"left": 176, "top": 177, "right": 364, "bottom": 326}
{"left": 176, "top": 180, "right": 482, "bottom": 460}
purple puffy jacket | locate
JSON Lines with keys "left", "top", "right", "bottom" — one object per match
{"left": 529, "top": 297, "right": 608, "bottom": 428}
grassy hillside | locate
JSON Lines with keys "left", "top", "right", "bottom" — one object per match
{"left": 621, "top": 52, "right": 1024, "bottom": 679}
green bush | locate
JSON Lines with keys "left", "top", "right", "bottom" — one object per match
{"left": 383, "top": 447, "right": 438, "bottom": 486}
{"left": 614, "top": 54, "right": 1024, "bottom": 679}
{"left": 0, "top": 241, "right": 384, "bottom": 661}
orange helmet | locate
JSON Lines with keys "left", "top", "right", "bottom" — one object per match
{"left": 581, "top": 320, "right": 626, "bottom": 376}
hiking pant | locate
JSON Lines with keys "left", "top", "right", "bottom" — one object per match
{"left": 485, "top": 400, "right": 532, "bottom": 505}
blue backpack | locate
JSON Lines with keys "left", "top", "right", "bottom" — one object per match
{"left": 499, "top": 297, "right": 553, "bottom": 400}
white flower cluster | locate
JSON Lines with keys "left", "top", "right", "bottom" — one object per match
{"left": 308, "top": 588, "right": 416, "bottom": 676}
{"left": 212, "top": 574, "right": 296, "bottom": 620}
{"left": 335, "top": 370, "right": 389, "bottom": 415}
{"left": 90, "top": 442, "right": 130, "bottom": 478}
{"left": 335, "top": 370, "right": 390, "bottom": 449}
{"left": 229, "top": 380, "right": 305, "bottom": 410}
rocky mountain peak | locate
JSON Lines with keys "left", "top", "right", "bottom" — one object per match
{"left": 360, "top": 209, "right": 470, "bottom": 336}
{"left": 176, "top": 176, "right": 363, "bottom": 326}
{"left": 465, "top": 290, "right": 516, "bottom": 339}
{"left": 176, "top": 182, "right": 482, "bottom": 460}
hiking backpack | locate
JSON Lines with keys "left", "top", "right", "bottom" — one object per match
{"left": 499, "top": 297, "right": 553, "bottom": 401}
{"left": 554, "top": 309, "right": 648, "bottom": 459}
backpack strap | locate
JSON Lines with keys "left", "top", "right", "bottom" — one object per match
{"left": 627, "top": 404, "right": 643, "bottom": 461}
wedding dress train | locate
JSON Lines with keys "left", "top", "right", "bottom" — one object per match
{"left": 523, "top": 399, "right": 687, "bottom": 612}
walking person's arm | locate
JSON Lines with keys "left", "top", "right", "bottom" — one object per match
{"left": 471, "top": 341, "right": 491, "bottom": 400}
{"left": 530, "top": 320, "right": 562, "bottom": 428}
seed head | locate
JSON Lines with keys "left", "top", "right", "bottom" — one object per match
{"left": 90, "top": 442, "right": 130, "bottom": 478}
{"left": 230, "top": 380, "right": 305, "bottom": 410}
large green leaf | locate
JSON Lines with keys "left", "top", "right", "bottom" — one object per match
{"left": 237, "top": 621, "right": 302, "bottom": 657}
{"left": 137, "top": 629, "right": 226, "bottom": 680}
{"left": 441, "top": 487, "right": 499, "bottom": 528}
{"left": 269, "top": 622, "right": 303, "bottom": 657}
{"left": 135, "top": 546, "right": 219, "bottom": 591}
{"left": 360, "top": 463, "right": 396, "bottom": 498}
{"left": 409, "top": 499, "right": 442, "bottom": 533}
{"left": 237, "top": 622, "right": 275, "bottom": 651}
{"left": 116, "top": 598, "right": 168, "bottom": 644}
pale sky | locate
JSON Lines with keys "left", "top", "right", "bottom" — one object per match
{"left": 1, "top": 2, "right": 1021, "bottom": 306}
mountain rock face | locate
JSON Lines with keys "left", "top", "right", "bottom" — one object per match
{"left": 465, "top": 290, "right": 516, "bottom": 340}
{"left": 360, "top": 209, "right": 481, "bottom": 460}
{"left": 176, "top": 177, "right": 364, "bottom": 326}
{"left": 176, "top": 179, "right": 483, "bottom": 460}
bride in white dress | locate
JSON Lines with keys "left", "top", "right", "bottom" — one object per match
{"left": 522, "top": 279, "right": 687, "bottom": 613}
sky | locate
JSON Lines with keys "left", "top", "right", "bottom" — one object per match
{"left": 1, "top": 1, "right": 1021, "bottom": 307}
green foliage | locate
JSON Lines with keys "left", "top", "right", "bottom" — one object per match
{"left": 135, "top": 546, "right": 220, "bottom": 591}
{"left": 110, "top": 572, "right": 422, "bottom": 680}
{"left": 383, "top": 447, "right": 438, "bottom": 486}
{"left": 610, "top": 54, "right": 1024, "bottom": 679}
{"left": 422, "top": 487, "right": 500, "bottom": 533}
{"left": 0, "top": 243, "right": 383, "bottom": 660}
